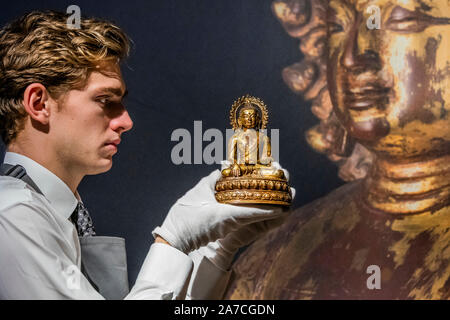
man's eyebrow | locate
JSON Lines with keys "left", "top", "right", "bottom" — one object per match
{"left": 96, "top": 87, "right": 128, "bottom": 98}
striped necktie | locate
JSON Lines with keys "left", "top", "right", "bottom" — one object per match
{"left": 70, "top": 201, "right": 96, "bottom": 238}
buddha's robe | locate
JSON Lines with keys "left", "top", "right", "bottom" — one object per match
{"left": 224, "top": 181, "right": 450, "bottom": 299}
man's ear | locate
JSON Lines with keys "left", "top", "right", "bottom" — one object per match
{"left": 23, "top": 83, "right": 52, "bottom": 125}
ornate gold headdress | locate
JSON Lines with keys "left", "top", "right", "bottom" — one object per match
{"left": 230, "top": 95, "right": 269, "bottom": 130}
{"left": 272, "top": 0, "right": 373, "bottom": 181}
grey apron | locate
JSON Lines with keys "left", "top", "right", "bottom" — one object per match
{"left": 0, "top": 163, "right": 130, "bottom": 300}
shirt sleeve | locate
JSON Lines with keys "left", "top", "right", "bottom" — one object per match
{"left": 125, "top": 243, "right": 193, "bottom": 300}
{"left": 186, "top": 249, "right": 232, "bottom": 300}
{"left": 0, "top": 202, "right": 104, "bottom": 300}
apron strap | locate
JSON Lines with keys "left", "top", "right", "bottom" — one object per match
{"left": 0, "top": 163, "right": 44, "bottom": 195}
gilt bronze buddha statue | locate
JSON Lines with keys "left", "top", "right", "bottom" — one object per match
{"left": 224, "top": 0, "right": 450, "bottom": 299}
{"left": 215, "top": 95, "right": 292, "bottom": 206}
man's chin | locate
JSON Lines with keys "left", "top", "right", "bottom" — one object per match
{"left": 87, "top": 158, "right": 113, "bottom": 175}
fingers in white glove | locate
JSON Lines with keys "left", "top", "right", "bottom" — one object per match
{"left": 290, "top": 187, "right": 296, "bottom": 200}
{"left": 197, "top": 214, "right": 290, "bottom": 271}
{"left": 219, "top": 215, "right": 288, "bottom": 253}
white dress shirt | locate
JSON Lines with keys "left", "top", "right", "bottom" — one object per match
{"left": 0, "top": 152, "right": 230, "bottom": 300}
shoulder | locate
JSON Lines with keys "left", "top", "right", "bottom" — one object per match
{"left": 0, "top": 176, "right": 34, "bottom": 210}
{"left": 0, "top": 176, "right": 50, "bottom": 222}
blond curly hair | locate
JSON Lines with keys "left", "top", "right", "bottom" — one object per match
{"left": 0, "top": 10, "right": 130, "bottom": 145}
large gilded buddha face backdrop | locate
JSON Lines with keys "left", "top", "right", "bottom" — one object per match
{"left": 327, "top": 0, "right": 450, "bottom": 159}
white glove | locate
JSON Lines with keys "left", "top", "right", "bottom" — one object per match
{"left": 195, "top": 163, "right": 295, "bottom": 271}
{"left": 195, "top": 215, "right": 288, "bottom": 271}
{"left": 152, "top": 167, "right": 293, "bottom": 254}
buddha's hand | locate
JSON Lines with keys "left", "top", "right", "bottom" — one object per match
{"left": 152, "top": 169, "right": 294, "bottom": 254}
{"left": 231, "top": 163, "right": 241, "bottom": 177}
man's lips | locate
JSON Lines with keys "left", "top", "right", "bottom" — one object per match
{"left": 344, "top": 85, "right": 390, "bottom": 111}
{"left": 104, "top": 139, "right": 121, "bottom": 148}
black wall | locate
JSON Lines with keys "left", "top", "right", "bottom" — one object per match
{"left": 0, "top": 0, "right": 343, "bottom": 285}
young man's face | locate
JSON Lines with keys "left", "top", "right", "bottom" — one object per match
{"left": 49, "top": 63, "right": 133, "bottom": 176}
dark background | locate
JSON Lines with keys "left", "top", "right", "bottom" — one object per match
{"left": 0, "top": 0, "right": 343, "bottom": 285}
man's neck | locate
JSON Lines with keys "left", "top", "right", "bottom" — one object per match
{"left": 7, "top": 144, "right": 83, "bottom": 194}
{"left": 360, "top": 153, "right": 450, "bottom": 215}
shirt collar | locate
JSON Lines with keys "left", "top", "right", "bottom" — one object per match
{"left": 3, "top": 152, "right": 78, "bottom": 220}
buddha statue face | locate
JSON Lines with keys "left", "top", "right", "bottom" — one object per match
{"left": 327, "top": 0, "right": 450, "bottom": 159}
{"left": 238, "top": 106, "right": 260, "bottom": 129}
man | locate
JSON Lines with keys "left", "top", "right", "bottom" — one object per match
{"left": 0, "top": 11, "right": 292, "bottom": 299}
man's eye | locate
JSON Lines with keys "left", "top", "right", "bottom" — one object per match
{"left": 327, "top": 22, "right": 344, "bottom": 34}
{"left": 96, "top": 97, "right": 110, "bottom": 106}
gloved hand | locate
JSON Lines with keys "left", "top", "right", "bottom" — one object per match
{"left": 152, "top": 163, "right": 294, "bottom": 254}
{"left": 194, "top": 214, "right": 289, "bottom": 271}
{"left": 194, "top": 162, "right": 295, "bottom": 271}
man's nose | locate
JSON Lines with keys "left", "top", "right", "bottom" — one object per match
{"left": 340, "top": 13, "right": 381, "bottom": 72}
{"left": 110, "top": 109, "right": 134, "bottom": 134}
